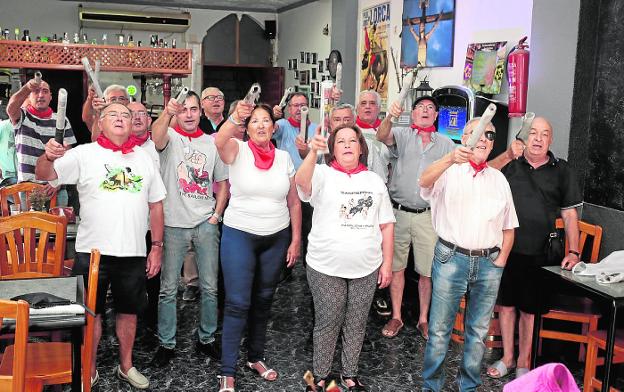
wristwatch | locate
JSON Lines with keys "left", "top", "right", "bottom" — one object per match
{"left": 211, "top": 212, "right": 223, "bottom": 223}
{"left": 151, "top": 240, "right": 164, "bottom": 248}
{"left": 569, "top": 250, "right": 580, "bottom": 257}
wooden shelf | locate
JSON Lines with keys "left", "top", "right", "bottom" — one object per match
{"left": 0, "top": 40, "right": 192, "bottom": 75}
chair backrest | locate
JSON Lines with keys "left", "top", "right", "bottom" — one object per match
{"left": 0, "top": 212, "right": 67, "bottom": 278}
{"left": 555, "top": 218, "right": 603, "bottom": 263}
{"left": 0, "top": 299, "right": 29, "bottom": 392}
{"left": 82, "top": 249, "right": 100, "bottom": 392}
{"left": 0, "top": 182, "right": 58, "bottom": 217}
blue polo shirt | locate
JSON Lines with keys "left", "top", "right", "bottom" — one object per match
{"left": 274, "top": 118, "right": 317, "bottom": 169}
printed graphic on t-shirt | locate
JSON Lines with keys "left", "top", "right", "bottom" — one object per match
{"left": 339, "top": 191, "right": 375, "bottom": 229}
{"left": 176, "top": 146, "right": 211, "bottom": 198}
{"left": 100, "top": 165, "right": 143, "bottom": 193}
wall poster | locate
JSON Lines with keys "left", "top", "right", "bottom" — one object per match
{"left": 360, "top": 2, "right": 390, "bottom": 109}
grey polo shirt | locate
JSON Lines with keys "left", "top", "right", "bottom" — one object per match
{"left": 388, "top": 127, "right": 456, "bottom": 209}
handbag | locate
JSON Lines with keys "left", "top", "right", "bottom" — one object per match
{"left": 11, "top": 292, "right": 71, "bottom": 308}
{"left": 525, "top": 171, "right": 565, "bottom": 264}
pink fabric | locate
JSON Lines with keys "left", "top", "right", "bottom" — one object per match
{"left": 503, "top": 363, "right": 579, "bottom": 392}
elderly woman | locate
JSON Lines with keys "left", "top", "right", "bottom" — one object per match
{"left": 214, "top": 100, "right": 301, "bottom": 392}
{"left": 296, "top": 125, "right": 394, "bottom": 391}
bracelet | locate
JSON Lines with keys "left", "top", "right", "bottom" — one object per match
{"left": 210, "top": 212, "right": 223, "bottom": 223}
{"left": 228, "top": 114, "right": 243, "bottom": 126}
{"left": 151, "top": 240, "right": 164, "bottom": 248}
{"left": 569, "top": 250, "right": 580, "bottom": 256}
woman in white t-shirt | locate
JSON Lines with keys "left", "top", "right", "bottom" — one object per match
{"left": 295, "top": 125, "right": 395, "bottom": 392}
{"left": 214, "top": 101, "right": 301, "bottom": 392}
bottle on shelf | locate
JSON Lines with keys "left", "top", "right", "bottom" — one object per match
{"left": 73, "top": 33, "right": 79, "bottom": 44}
{"left": 62, "top": 32, "right": 69, "bottom": 44}
{"left": 158, "top": 38, "right": 164, "bottom": 48}
{"left": 118, "top": 34, "right": 124, "bottom": 46}
{"left": 82, "top": 33, "right": 88, "bottom": 44}
{"left": 172, "top": 39, "right": 177, "bottom": 49}
{"left": 23, "top": 29, "right": 31, "bottom": 42}
{"left": 3, "top": 29, "right": 9, "bottom": 40}
{"left": 52, "top": 33, "right": 58, "bottom": 43}
{"left": 137, "top": 40, "right": 142, "bottom": 47}
{"left": 102, "top": 33, "right": 108, "bottom": 45}
{"left": 14, "top": 28, "right": 19, "bottom": 41}
{"left": 127, "top": 34, "right": 135, "bottom": 47}
{"left": 150, "top": 34, "right": 158, "bottom": 47}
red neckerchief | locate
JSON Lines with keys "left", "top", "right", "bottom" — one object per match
{"left": 410, "top": 124, "right": 437, "bottom": 133}
{"left": 287, "top": 116, "right": 310, "bottom": 128}
{"left": 329, "top": 160, "right": 368, "bottom": 177}
{"left": 356, "top": 117, "right": 381, "bottom": 129}
{"left": 247, "top": 140, "right": 275, "bottom": 170}
{"left": 96, "top": 133, "right": 136, "bottom": 154}
{"left": 130, "top": 131, "right": 150, "bottom": 146}
{"left": 174, "top": 125, "right": 204, "bottom": 141}
{"left": 26, "top": 104, "right": 53, "bottom": 119}
{"left": 469, "top": 160, "right": 488, "bottom": 177}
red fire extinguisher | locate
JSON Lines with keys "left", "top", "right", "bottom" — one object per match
{"left": 507, "top": 37, "right": 530, "bottom": 117}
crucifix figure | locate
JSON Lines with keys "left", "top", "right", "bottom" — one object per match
{"left": 404, "top": 0, "right": 453, "bottom": 66}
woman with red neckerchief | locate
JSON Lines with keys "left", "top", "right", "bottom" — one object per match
{"left": 295, "top": 125, "right": 395, "bottom": 392}
{"left": 214, "top": 101, "right": 302, "bottom": 392}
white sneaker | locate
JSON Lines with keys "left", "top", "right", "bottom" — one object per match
{"left": 116, "top": 365, "right": 150, "bottom": 389}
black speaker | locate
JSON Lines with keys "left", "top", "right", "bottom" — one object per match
{"left": 264, "top": 20, "right": 276, "bottom": 39}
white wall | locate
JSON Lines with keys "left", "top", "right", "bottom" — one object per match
{"left": 277, "top": 0, "right": 332, "bottom": 122}
{"left": 0, "top": 0, "right": 274, "bottom": 99}
{"left": 526, "top": 0, "right": 580, "bottom": 159}
{"left": 357, "top": 0, "right": 533, "bottom": 139}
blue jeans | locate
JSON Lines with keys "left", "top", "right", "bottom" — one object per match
{"left": 422, "top": 241, "right": 504, "bottom": 392}
{"left": 158, "top": 220, "right": 220, "bottom": 348}
{"left": 219, "top": 225, "right": 291, "bottom": 377}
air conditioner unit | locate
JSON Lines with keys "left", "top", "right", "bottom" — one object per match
{"left": 79, "top": 7, "right": 191, "bottom": 33}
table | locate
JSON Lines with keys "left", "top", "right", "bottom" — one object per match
{"left": 0, "top": 276, "right": 85, "bottom": 391}
{"left": 532, "top": 266, "right": 624, "bottom": 392}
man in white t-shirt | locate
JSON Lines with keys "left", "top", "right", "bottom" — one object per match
{"left": 36, "top": 102, "right": 166, "bottom": 390}
{"left": 150, "top": 91, "right": 229, "bottom": 367}
{"left": 418, "top": 118, "right": 518, "bottom": 392}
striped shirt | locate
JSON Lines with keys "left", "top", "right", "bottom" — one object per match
{"left": 15, "top": 108, "right": 76, "bottom": 182}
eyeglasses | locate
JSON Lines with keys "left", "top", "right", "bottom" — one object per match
{"left": 484, "top": 131, "right": 496, "bottom": 141}
{"left": 203, "top": 95, "right": 224, "bottom": 101}
{"left": 289, "top": 103, "right": 307, "bottom": 109}
{"left": 415, "top": 104, "right": 436, "bottom": 111}
{"left": 131, "top": 111, "right": 149, "bottom": 118}
{"left": 32, "top": 88, "right": 50, "bottom": 95}
{"left": 101, "top": 111, "right": 131, "bottom": 120}
{"left": 109, "top": 96, "right": 129, "bottom": 103}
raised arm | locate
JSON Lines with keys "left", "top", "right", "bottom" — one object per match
{"left": 377, "top": 101, "right": 402, "bottom": 146}
{"left": 419, "top": 146, "right": 473, "bottom": 189}
{"left": 488, "top": 140, "right": 525, "bottom": 170}
{"left": 7, "top": 79, "right": 38, "bottom": 125}
{"left": 215, "top": 100, "right": 252, "bottom": 164}
{"left": 151, "top": 99, "right": 182, "bottom": 150}
{"left": 295, "top": 133, "right": 325, "bottom": 197}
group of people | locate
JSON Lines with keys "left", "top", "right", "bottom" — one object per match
{"left": 0, "top": 70, "right": 582, "bottom": 392}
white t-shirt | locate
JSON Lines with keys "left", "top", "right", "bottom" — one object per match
{"left": 159, "top": 129, "right": 228, "bottom": 228}
{"left": 139, "top": 138, "right": 160, "bottom": 169}
{"left": 53, "top": 143, "right": 167, "bottom": 257}
{"left": 224, "top": 140, "right": 295, "bottom": 235}
{"left": 298, "top": 165, "right": 395, "bottom": 279}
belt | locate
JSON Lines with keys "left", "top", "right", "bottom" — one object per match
{"left": 391, "top": 200, "right": 430, "bottom": 214}
{"left": 439, "top": 238, "right": 500, "bottom": 257}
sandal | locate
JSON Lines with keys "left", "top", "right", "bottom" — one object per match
{"left": 247, "top": 360, "right": 278, "bottom": 381}
{"left": 340, "top": 376, "right": 368, "bottom": 391}
{"left": 381, "top": 318, "right": 403, "bottom": 338}
{"left": 217, "top": 375, "right": 235, "bottom": 392}
{"left": 486, "top": 359, "right": 516, "bottom": 379}
{"left": 416, "top": 321, "right": 429, "bottom": 340}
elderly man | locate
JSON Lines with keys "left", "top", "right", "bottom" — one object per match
{"left": 35, "top": 102, "right": 166, "bottom": 389}
{"left": 150, "top": 91, "right": 228, "bottom": 367}
{"left": 6, "top": 75, "right": 76, "bottom": 192}
{"left": 376, "top": 96, "right": 455, "bottom": 339}
{"left": 419, "top": 118, "right": 518, "bottom": 392}
{"left": 83, "top": 84, "right": 131, "bottom": 139}
{"left": 199, "top": 86, "right": 225, "bottom": 134}
{"left": 486, "top": 117, "right": 582, "bottom": 379}
{"left": 356, "top": 90, "right": 391, "bottom": 183}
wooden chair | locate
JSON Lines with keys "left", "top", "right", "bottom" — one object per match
{"left": 0, "top": 212, "right": 67, "bottom": 279}
{"left": 0, "top": 249, "right": 101, "bottom": 392}
{"left": 0, "top": 299, "right": 29, "bottom": 392}
{"left": 582, "top": 330, "right": 624, "bottom": 392}
{"left": 538, "top": 219, "right": 603, "bottom": 361}
{"left": 0, "top": 183, "right": 57, "bottom": 217}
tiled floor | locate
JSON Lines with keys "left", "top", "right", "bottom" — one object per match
{"left": 85, "top": 263, "right": 586, "bottom": 391}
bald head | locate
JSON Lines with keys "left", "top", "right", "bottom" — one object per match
{"left": 525, "top": 116, "right": 553, "bottom": 161}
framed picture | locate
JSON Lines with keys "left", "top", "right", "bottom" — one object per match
{"left": 294, "top": 70, "right": 299, "bottom": 80}
{"left": 292, "top": 59, "right": 298, "bottom": 70}
{"left": 325, "top": 58, "right": 330, "bottom": 71}
{"left": 311, "top": 68, "right": 317, "bottom": 80}
{"left": 299, "top": 70, "right": 310, "bottom": 85}
{"left": 288, "top": 59, "right": 292, "bottom": 70}
{"left": 463, "top": 41, "right": 507, "bottom": 94}
{"left": 400, "top": 0, "right": 456, "bottom": 67}
{"left": 318, "top": 61, "right": 324, "bottom": 72}
{"left": 312, "top": 52, "right": 318, "bottom": 64}
{"left": 305, "top": 52, "right": 311, "bottom": 64}
{"left": 300, "top": 51, "right": 305, "bottom": 62}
